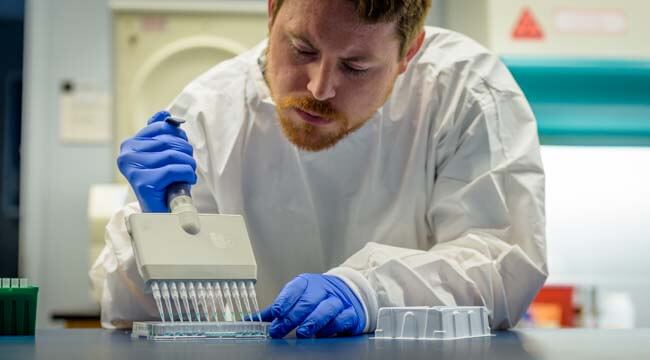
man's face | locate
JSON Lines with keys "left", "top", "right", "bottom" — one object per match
{"left": 265, "top": 0, "right": 411, "bottom": 151}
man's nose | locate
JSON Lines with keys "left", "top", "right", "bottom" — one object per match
{"left": 307, "top": 61, "right": 336, "bottom": 101}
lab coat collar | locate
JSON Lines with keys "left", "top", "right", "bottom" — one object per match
{"left": 247, "top": 39, "right": 275, "bottom": 107}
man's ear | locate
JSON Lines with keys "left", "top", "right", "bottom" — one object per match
{"left": 268, "top": 0, "right": 275, "bottom": 31}
{"left": 398, "top": 31, "right": 425, "bottom": 74}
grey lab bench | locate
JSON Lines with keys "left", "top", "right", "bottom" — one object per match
{"left": 2, "top": 328, "right": 650, "bottom": 359}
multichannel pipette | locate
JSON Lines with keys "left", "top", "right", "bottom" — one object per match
{"left": 126, "top": 116, "right": 263, "bottom": 327}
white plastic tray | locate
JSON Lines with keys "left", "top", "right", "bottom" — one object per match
{"left": 373, "top": 306, "right": 491, "bottom": 340}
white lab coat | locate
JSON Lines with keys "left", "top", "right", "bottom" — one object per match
{"left": 90, "top": 26, "right": 547, "bottom": 331}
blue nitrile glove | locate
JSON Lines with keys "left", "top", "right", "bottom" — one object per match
{"left": 260, "top": 274, "right": 366, "bottom": 338}
{"left": 117, "top": 110, "right": 197, "bottom": 213}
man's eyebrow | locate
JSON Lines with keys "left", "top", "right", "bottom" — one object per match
{"left": 287, "top": 31, "right": 316, "bottom": 48}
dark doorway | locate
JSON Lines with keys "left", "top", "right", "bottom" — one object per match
{"left": 0, "top": 0, "right": 24, "bottom": 277}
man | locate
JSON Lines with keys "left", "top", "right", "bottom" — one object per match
{"left": 90, "top": 0, "right": 547, "bottom": 338}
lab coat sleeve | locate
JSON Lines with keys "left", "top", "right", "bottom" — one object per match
{"left": 328, "top": 62, "right": 548, "bottom": 332}
{"left": 89, "top": 202, "right": 156, "bottom": 329}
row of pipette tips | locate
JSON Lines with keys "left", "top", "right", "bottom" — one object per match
{"left": 150, "top": 280, "right": 261, "bottom": 323}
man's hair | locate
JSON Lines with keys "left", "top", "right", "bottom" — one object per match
{"left": 270, "top": 0, "right": 432, "bottom": 58}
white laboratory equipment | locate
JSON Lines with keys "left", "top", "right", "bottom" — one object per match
{"left": 443, "top": 0, "right": 650, "bottom": 59}
{"left": 373, "top": 306, "right": 491, "bottom": 341}
{"left": 111, "top": 1, "right": 268, "bottom": 157}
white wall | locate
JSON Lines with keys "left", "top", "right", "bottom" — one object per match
{"left": 21, "top": 0, "right": 113, "bottom": 327}
{"left": 542, "top": 146, "right": 650, "bottom": 327}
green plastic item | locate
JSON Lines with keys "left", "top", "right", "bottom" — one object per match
{"left": 0, "top": 285, "right": 38, "bottom": 336}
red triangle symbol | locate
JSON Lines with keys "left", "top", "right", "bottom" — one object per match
{"left": 512, "top": 8, "right": 544, "bottom": 40}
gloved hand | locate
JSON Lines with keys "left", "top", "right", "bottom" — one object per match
{"left": 117, "top": 110, "right": 197, "bottom": 213}
{"left": 260, "top": 274, "right": 366, "bottom": 338}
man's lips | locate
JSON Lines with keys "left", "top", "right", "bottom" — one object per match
{"left": 294, "top": 108, "right": 333, "bottom": 126}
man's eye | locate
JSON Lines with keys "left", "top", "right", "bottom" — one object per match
{"left": 292, "top": 45, "right": 317, "bottom": 57}
{"left": 343, "top": 63, "right": 369, "bottom": 76}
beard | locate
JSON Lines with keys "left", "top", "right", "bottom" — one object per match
{"left": 276, "top": 96, "right": 352, "bottom": 152}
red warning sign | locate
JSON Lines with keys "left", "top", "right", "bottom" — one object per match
{"left": 512, "top": 8, "right": 544, "bottom": 40}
